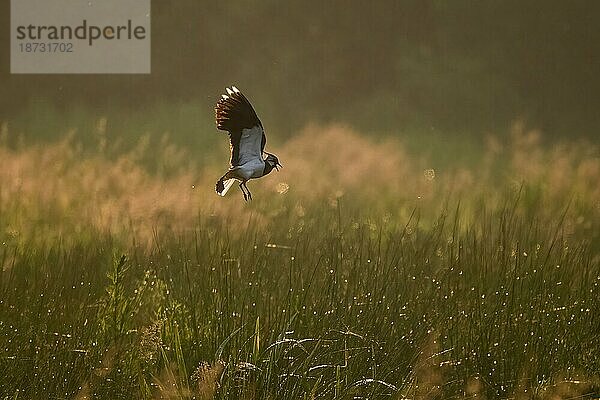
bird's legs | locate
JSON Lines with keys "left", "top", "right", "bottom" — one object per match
{"left": 238, "top": 181, "right": 252, "bottom": 201}
{"left": 238, "top": 182, "right": 247, "bottom": 201}
{"left": 238, "top": 182, "right": 253, "bottom": 201}
{"left": 244, "top": 182, "right": 252, "bottom": 201}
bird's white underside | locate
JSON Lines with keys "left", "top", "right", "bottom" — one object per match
{"left": 238, "top": 126, "right": 264, "bottom": 166}
{"left": 231, "top": 125, "right": 265, "bottom": 180}
{"left": 219, "top": 125, "right": 266, "bottom": 196}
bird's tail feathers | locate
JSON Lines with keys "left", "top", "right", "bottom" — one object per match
{"left": 216, "top": 178, "right": 236, "bottom": 196}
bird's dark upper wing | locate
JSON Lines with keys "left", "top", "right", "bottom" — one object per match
{"left": 215, "top": 86, "right": 266, "bottom": 167}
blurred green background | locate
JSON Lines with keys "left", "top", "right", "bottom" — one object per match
{"left": 1, "top": 0, "right": 599, "bottom": 141}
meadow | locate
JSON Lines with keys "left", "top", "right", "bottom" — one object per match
{"left": 0, "top": 114, "right": 598, "bottom": 399}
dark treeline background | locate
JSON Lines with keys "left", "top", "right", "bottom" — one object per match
{"left": 1, "top": 0, "right": 599, "bottom": 138}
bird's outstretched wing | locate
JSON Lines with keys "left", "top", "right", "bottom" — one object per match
{"left": 215, "top": 86, "right": 266, "bottom": 167}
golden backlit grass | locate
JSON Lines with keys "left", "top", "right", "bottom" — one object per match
{"left": 0, "top": 122, "right": 597, "bottom": 243}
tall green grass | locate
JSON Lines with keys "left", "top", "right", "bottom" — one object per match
{"left": 0, "top": 120, "right": 598, "bottom": 399}
{"left": 0, "top": 199, "right": 597, "bottom": 399}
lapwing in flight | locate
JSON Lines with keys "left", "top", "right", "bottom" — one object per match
{"left": 215, "top": 86, "right": 282, "bottom": 201}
